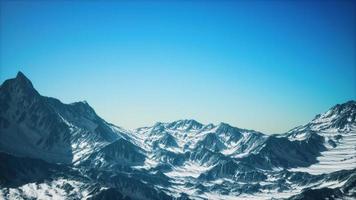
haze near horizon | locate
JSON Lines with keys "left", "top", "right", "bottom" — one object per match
{"left": 0, "top": 0, "right": 355, "bottom": 134}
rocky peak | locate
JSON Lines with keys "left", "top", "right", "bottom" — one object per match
{"left": 166, "top": 119, "right": 203, "bottom": 130}
{"left": 310, "top": 100, "right": 356, "bottom": 131}
{"left": 0, "top": 71, "right": 38, "bottom": 99}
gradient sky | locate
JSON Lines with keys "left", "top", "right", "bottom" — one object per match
{"left": 0, "top": 0, "right": 355, "bottom": 134}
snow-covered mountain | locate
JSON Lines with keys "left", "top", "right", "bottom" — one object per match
{"left": 286, "top": 101, "right": 356, "bottom": 175}
{"left": 0, "top": 72, "right": 355, "bottom": 200}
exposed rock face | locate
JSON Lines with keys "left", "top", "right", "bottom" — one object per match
{"left": 0, "top": 72, "right": 355, "bottom": 200}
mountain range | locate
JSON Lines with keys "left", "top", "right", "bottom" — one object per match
{"left": 0, "top": 72, "right": 355, "bottom": 200}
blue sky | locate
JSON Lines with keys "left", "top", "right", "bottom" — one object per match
{"left": 0, "top": 0, "right": 355, "bottom": 133}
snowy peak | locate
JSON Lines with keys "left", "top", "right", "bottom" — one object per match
{"left": 0, "top": 72, "right": 125, "bottom": 164}
{"left": 166, "top": 119, "right": 204, "bottom": 130}
{"left": 147, "top": 119, "right": 206, "bottom": 135}
{"left": 216, "top": 122, "right": 236, "bottom": 133}
{"left": 310, "top": 100, "right": 356, "bottom": 131}
{"left": 286, "top": 100, "right": 356, "bottom": 142}
{"left": 1, "top": 72, "right": 355, "bottom": 200}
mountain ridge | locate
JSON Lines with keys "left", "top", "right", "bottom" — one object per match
{"left": 0, "top": 72, "right": 355, "bottom": 200}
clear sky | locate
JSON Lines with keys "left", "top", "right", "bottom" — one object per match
{"left": 0, "top": 0, "right": 355, "bottom": 134}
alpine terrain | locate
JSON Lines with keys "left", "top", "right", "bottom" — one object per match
{"left": 0, "top": 72, "right": 355, "bottom": 200}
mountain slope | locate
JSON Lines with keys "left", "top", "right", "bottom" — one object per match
{"left": 0, "top": 72, "right": 129, "bottom": 164}
{"left": 0, "top": 72, "right": 175, "bottom": 200}
{"left": 0, "top": 72, "right": 355, "bottom": 200}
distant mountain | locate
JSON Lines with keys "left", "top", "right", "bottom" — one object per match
{"left": 0, "top": 72, "right": 355, "bottom": 200}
